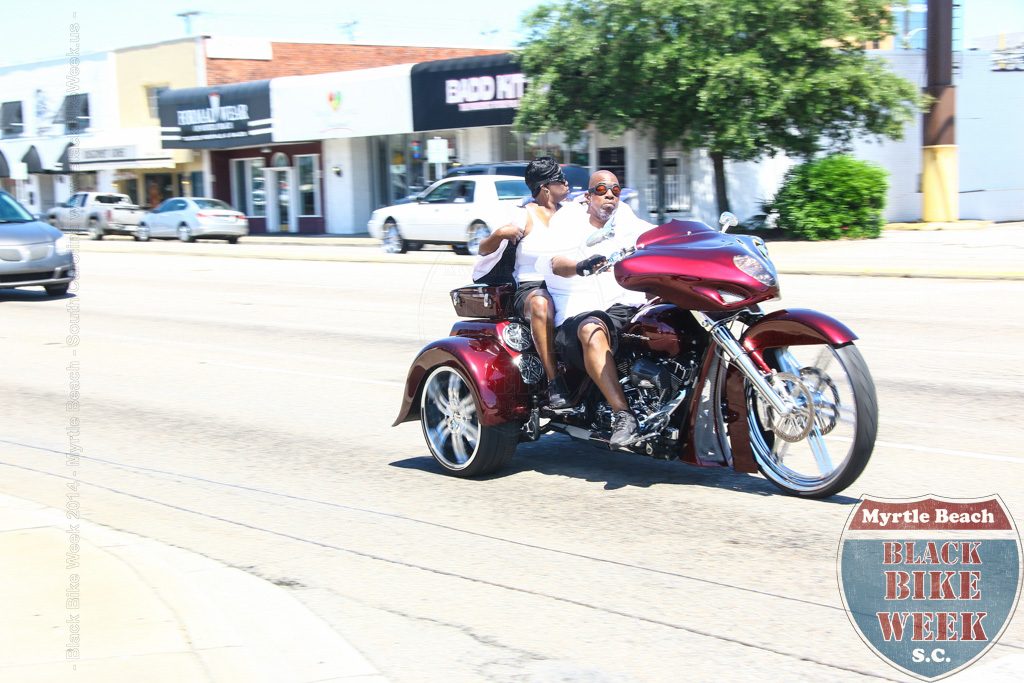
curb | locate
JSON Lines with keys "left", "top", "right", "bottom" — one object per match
{"left": 0, "top": 493, "right": 385, "bottom": 683}
{"left": 883, "top": 220, "right": 995, "bottom": 231}
{"left": 76, "top": 241, "right": 1024, "bottom": 280}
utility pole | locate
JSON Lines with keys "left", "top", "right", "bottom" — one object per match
{"left": 922, "top": 0, "right": 957, "bottom": 222}
{"left": 177, "top": 11, "right": 200, "bottom": 36}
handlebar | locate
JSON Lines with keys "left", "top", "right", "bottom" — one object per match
{"left": 589, "top": 245, "right": 637, "bottom": 275}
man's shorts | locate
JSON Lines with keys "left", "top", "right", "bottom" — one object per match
{"left": 555, "top": 303, "right": 637, "bottom": 372}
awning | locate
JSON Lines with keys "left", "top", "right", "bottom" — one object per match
{"left": 159, "top": 80, "right": 272, "bottom": 149}
{"left": 19, "top": 138, "right": 74, "bottom": 174}
{"left": 21, "top": 145, "right": 42, "bottom": 173}
{"left": 0, "top": 149, "right": 9, "bottom": 178}
{"left": 411, "top": 53, "right": 523, "bottom": 131}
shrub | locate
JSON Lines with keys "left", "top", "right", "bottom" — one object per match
{"left": 770, "top": 154, "right": 888, "bottom": 240}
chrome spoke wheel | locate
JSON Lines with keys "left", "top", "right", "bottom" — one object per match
{"left": 382, "top": 221, "right": 405, "bottom": 254}
{"left": 747, "top": 343, "right": 877, "bottom": 498}
{"left": 422, "top": 367, "right": 480, "bottom": 470}
{"left": 466, "top": 223, "right": 490, "bottom": 256}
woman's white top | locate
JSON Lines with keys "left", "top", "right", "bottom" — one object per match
{"left": 513, "top": 206, "right": 551, "bottom": 283}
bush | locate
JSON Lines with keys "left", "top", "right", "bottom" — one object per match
{"left": 770, "top": 154, "right": 888, "bottom": 240}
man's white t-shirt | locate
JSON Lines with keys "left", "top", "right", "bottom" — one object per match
{"left": 537, "top": 202, "right": 654, "bottom": 327}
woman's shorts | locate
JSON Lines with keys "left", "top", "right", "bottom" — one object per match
{"left": 554, "top": 304, "right": 637, "bottom": 372}
{"left": 512, "top": 280, "right": 548, "bottom": 320}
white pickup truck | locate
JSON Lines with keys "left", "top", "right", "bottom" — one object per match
{"left": 47, "top": 192, "right": 145, "bottom": 240}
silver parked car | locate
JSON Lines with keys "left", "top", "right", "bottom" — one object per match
{"left": 0, "top": 191, "right": 76, "bottom": 296}
{"left": 138, "top": 197, "right": 249, "bottom": 244}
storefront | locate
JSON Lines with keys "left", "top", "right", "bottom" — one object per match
{"left": 160, "top": 80, "right": 305, "bottom": 232}
{"left": 67, "top": 129, "right": 196, "bottom": 207}
{"left": 271, "top": 63, "right": 415, "bottom": 233}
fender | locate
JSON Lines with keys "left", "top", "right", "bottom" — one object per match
{"left": 392, "top": 336, "right": 530, "bottom": 427}
{"left": 741, "top": 308, "right": 857, "bottom": 369}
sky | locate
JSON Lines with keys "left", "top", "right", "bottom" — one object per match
{"left": 1, "top": 0, "right": 1023, "bottom": 68}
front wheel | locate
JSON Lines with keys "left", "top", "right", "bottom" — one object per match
{"left": 746, "top": 343, "right": 877, "bottom": 498}
{"left": 134, "top": 224, "right": 151, "bottom": 242}
{"left": 178, "top": 224, "right": 194, "bottom": 243}
{"left": 420, "top": 365, "right": 518, "bottom": 477}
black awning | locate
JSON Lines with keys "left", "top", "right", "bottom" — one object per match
{"left": 411, "top": 53, "right": 523, "bottom": 131}
{"left": 54, "top": 93, "right": 88, "bottom": 124}
{"left": 56, "top": 142, "right": 72, "bottom": 173}
{"left": 0, "top": 150, "right": 9, "bottom": 178}
{"left": 1, "top": 101, "right": 23, "bottom": 137}
{"left": 21, "top": 145, "right": 42, "bottom": 174}
{"left": 158, "top": 80, "right": 272, "bottom": 149}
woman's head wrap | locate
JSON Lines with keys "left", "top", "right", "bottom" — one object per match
{"left": 525, "top": 156, "right": 565, "bottom": 197}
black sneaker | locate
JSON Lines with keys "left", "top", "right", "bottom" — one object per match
{"left": 546, "top": 376, "right": 570, "bottom": 409}
{"left": 609, "top": 411, "right": 639, "bottom": 448}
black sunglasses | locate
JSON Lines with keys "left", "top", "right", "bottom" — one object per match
{"left": 588, "top": 183, "right": 621, "bottom": 197}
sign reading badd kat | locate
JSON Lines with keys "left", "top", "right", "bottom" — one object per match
{"left": 838, "top": 495, "right": 1021, "bottom": 680}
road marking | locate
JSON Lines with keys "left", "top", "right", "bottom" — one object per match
{"left": 876, "top": 439, "right": 1020, "bottom": 463}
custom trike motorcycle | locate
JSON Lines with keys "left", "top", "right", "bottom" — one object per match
{"left": 394, "top": 213, "right": 877, "bottom": 498}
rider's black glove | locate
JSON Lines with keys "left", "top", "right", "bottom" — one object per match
{"left": 575, "top": 254, "right": 607, "bottom": 277}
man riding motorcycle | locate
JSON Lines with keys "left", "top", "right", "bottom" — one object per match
{"left": 540, "top": 170, "right": 655, "bottom": 447}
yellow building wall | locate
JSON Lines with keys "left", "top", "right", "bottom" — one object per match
{"left": 115, "top": 40, "right": 201, "bottom": 127}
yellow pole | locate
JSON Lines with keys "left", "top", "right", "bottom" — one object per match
{"left": 921, "top": 144, "right": 958, "bottom": 222}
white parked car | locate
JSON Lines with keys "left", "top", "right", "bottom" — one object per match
{"left": 138, "top": 197, "right": 249, "bottom": 244}
{"left": 367, "top": 175, "right": 530, "bottom": 255}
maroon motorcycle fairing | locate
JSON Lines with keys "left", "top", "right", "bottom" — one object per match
{"left": 615, "top": 220, "right": 779, "bottom": 311}
{"left": 393, "top": 321, "right": 531, "bottom": 428}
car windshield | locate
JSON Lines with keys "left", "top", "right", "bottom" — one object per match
{"left": 192, "top": 199, "right": 232, "bottom": 210}
{"left": 494, "top": 180, "right": 531, "bottom": 200}
{"left": 0, "top": 192, "right": 34, "bottom": 222}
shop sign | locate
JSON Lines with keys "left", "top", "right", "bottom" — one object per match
{"left": 411, "top": 53, "right": 524, "bottom": 131}
{"left": 79, "top": 146, "right": 136, "bottom": 162}
{"left": 159, "top": 81, "right": 272, "bottom": 149}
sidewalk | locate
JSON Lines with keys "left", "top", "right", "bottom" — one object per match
{"left": 78, "top": 221, "right": 1024, "bottom": 280}
{"left": 0, "top": 493, "right": 385, "bottom": 683}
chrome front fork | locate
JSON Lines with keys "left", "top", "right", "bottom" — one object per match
{"left": 692, "top": 311, "right": 794, "bottom": 416}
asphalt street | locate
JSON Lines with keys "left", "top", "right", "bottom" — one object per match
{"left": 1, "top": 244, "right": 1022, "bottom": 682}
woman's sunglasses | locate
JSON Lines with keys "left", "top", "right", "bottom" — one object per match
{"left": 588, "top": 183, "right": 621, "bottom": 197}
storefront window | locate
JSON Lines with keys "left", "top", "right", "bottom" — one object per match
{"left": 296, "top": 154, "right": 320, "bottom": 216}
{"left": 250, "top": 158, "right": 265, "bottom": 217}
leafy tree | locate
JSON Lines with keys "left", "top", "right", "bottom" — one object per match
{"left": 514, "top": 0, "right": 923, "bottom": 220}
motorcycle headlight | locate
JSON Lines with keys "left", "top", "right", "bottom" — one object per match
{"left": 55, "top": 235, "right": 71, "bottom": 255}
{"left": 734, "top": 255, "right": 776, "bottom": 286}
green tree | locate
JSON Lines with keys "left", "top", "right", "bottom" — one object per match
{"left": 514, "top": 0, "right": 923, "bottom": 221}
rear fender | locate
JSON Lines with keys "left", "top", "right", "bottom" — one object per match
{"left": 742, "top": 308, "right": 857, "bottom": 369}
{"left": 392, "top": 336, "right": 530, "bottom": 427}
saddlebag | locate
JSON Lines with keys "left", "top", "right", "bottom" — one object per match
{"left": 450, "top": 283, "right": 515, "bottom": 319}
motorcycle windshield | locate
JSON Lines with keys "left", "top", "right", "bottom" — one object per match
{"left": 618, "top": 220, "right": 779, "bottom": 311}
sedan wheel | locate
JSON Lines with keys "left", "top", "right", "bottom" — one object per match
{"left": 419, "top": 365, "right": 518, "bottom": 477}
{"left": 178, "top": 224, "right": 195, "bottom": 243}
{"left": 382, "top": 220, "right": 407, "bottom": 254}
{"left": 466, "top": 222, "right": 490, "bottom": 256}
{"left": 134, "top": 225, "right": 151, "bottom": 242}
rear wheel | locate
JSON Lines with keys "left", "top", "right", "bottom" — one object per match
{"left": 178, "top": 224, "right": 194, "bottom": 243}
{"left": 227, "top": 236, "right": 239, "bottom": 244}
{"left": 420, "top": 365, "right": 518, "bottom": 477}
{"left": 747, "top": 343, "right": 877, "bottom": 498}
{"left": 382, "top": 220, "right": 407, "bottom": 254}
{"left": 465, "top": 221, "right": 490, "bottom": 256}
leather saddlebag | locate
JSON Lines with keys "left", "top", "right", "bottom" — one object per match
{"left": 450, "top": 284, "right": 515, "bottom": 319}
